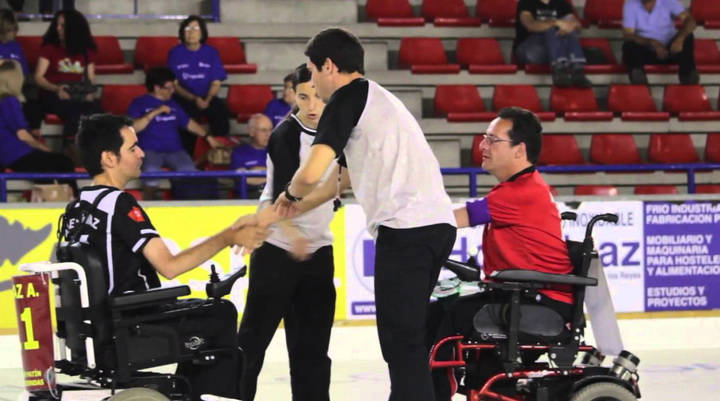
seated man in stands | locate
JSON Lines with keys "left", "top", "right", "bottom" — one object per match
{"left": 430, "top": 107, "right": 574, "bottom": 401}
{"left": 230, "top": 113, "right": 271, "bottom": 198}
{"left": 128, "top": 67, "right": 222, "bottom": 199}
{"left": 622, "top": 0, "right": 698, "bottom": 85}
{"left": 514, "top": 0, "right": 591, "bottom": 87}
{"left": 62, "top": 113, "right": 267, "bottom": 401}
{"left": 263, "top": 72, "right": 295, "bottom": 127}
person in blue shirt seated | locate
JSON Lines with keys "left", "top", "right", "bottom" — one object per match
{"left": 263, "top": 72, "right": 295, "bottom": 127}
{"left": 0, "top": 60, "right": 75, "bottom": 193}
{"left": 230, "top": 113, "right": 271, "bottom": 199}
{"left": 167, "top": 15, "right": 230, "bottom": 155}
{"left": 127, "top": 67, "right": 222, "bottom": 200}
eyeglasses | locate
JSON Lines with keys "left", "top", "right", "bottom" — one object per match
{"left": 184, "top": 26, "right": 202, "bottom": 32}
{"left": 482, "top": 134, "right": 514, "bottom": 145}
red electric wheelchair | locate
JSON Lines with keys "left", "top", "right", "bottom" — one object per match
{"left": 430, "top": 212, "right": 641, "bottom": 401}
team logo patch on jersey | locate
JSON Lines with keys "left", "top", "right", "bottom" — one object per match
{"left": 127, "top": 206, "right": 145, "bottom": 222}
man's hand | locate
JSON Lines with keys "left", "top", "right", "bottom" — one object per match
{"left": 207, "top": 135, "right": 223, "bottom": 149}
{"left": 273, "top": 192, "right": 302, "bottom": 219}
{"left": 156, "top": 104, "right": 172, "bottom": 115}
{"left": 57, "top": 86, "right": 71, "bottom": 100}
{"left": 231, "top": 224, "right": 269, "bottom": 253}
{"left": 555, "top": 19, "right": 575, "bottom": 35}
{"left": 232, "top": 213, "right": 260, "bottom": 230}
{"left": 670, "top": 37, "right": 684, "bottom": 54}
{"left": 651, "top": 40, "right": 669, "bottom": 60}
{"left": 195, "top": 96, "right": 210, "bottom": 110}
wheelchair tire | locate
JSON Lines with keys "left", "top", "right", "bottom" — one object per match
{"left": 570, "top": 382, "right": 636, "bottom": 401}
{"left": 107, "top": 388, "right": 170, "bottom": 401}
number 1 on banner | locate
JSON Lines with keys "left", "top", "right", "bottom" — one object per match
{"left": 20, "top": 307, "right": 40, "bottom": 350}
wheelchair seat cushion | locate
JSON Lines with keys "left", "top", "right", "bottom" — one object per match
{"left": 473, "top": 303, "right": 569, "bottom": 342}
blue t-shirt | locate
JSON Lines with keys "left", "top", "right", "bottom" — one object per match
{"left": 263, "top": 98, "right": 292, "bottom": 127}
{"left": 127, "top": 94, "right": 189, "bottom": 153}
{"left": 0, "top": 96, "right": 34, "bottom": 167}
{"left": 0, "top": 40, "right": 30, "bottom": 76}
{"left": 623, "top": 0, "right": 686, "bottom": 46}
{"left": 230, "top": 143, "right": 267, "bottom": 170}
{"left": 167, "top": 44, "right": 227, "bottom": 98}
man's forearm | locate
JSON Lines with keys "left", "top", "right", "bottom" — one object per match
{"left": 623, "top": 31, "right": 651, "bottom": 46}
{"left": 676, "top": 16, "right": 696, "bottom": 39}
{"left": 205, "top": 81, "right": 221, "bottom": 102}
{"left": 158, "top": 229, "right": 233, "bottom": 278}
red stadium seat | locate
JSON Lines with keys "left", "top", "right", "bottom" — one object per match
{"left": 15, "top": 36, "right": 42, "bottom": 71}
{"left": 492, "top": 85, "right": 556, "bottom": 121}
{"left": 133, "top": 36, "right": 178, "bottom": 70}
{"left": 434, "top": 85, "right": 493, "bottom": 122}
{"left": 476, "top": 0, "right": 518, "bottom": 27}
{"left": 694, "top": 39, "right": 720, "bottom": 73}
{"left": 100, "top": 84, "right": 147, "bottom": 115}
{"left": 696, "top": 185, "right": 720, "bottom": 193}
{"left": 584, "top": 0, "right": 624, "bottom": 28}
{"left": 456, "top": 38, "right": 517, "bottom": 74}
{"left": 398, "top": 38, "right": 460, "bottom": 74}
{"left": 662, "top": 85, "right": 720, "bottom": 120}
{"left": 205, "top": 37, "right": 257, "bottom": 74}
{"left": 366, "top": 0, "right": 425, "bottom": 26}
{"left": 93, "top": 36, "right": 133, "bottom": 74}
{"left": 471, "top": 134, "right": 484, "bottom": 165}
{"left": 226, "top": 85, "right": 274, "bottom": 122}
{"left": 550, "top": 87, "right": 613, "bottom": 121}
{"left": 422, "top": 0, "right": 480, "bottom": 26}
{"left": 634, "top": 185, "right": 679, "bottom": 195}
{"left": 705, "top": 133, "right": 720, "bottom": 162}
{"left": 538, "top": 135, "right": 584, "bottom": 165}
{"left": 648, "top": 133, "right": 700, "bottom": 163}
{"left": 607, "top": 85, "right": 669, "bottom": 121}
{"left": 691, "top": 0, "right": 720, "bottom": 27}
{"left": 574, "top": 186, "right": 619, "bottom": 196}
{"left": 579, "top": 38, "right": 625, "bottom": 73}
{"left": 590, "top": 134, "right": 643, "bottom": 164}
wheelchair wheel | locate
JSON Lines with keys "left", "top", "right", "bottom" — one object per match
{"left": 107, "top": 388, "right": 170, "bottom": 401}
{"left": 570, "top": 382, "right": 636, "bottom": 401}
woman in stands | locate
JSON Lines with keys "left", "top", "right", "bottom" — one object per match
{"left": 167, "top": 15, "right": 230, "bottom": 154}
{"left": 34, "top": 9, "right": 101, "bottom": 161}
{"left": 0, "top": 60, "right": 76, "bottom": 193}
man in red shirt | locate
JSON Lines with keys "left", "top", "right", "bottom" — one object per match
{"left": 430, "top": 107, "right": 574, "bottom": 400}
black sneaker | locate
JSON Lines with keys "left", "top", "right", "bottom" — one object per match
{"left": 571, "top": 68, "right": 592, "bottom": 87}
{"left": 552, "top": 65, "right": 572, "bottom": 87}
{"left": 629, "top": 68, "right": 648, "bottom": 85}
{"left": 679, "top": 69, "right": 700, "bottom": 85}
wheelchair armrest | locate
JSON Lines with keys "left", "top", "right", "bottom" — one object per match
{"left": 443, "top": 259, "right": 480, "bottom": 282}
{"left": 489, "top": 269, "right": 597, "bottom": 287}
{"left": 109, "top": 285, "right": 191, "bottom": 310}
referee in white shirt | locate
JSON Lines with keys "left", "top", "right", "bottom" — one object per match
{"left": 273, "top": 28, "right": 457, "bottom": 401}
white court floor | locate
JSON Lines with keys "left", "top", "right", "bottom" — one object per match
{"left": 1, "top": 325, "right": 719, "bottom": 401}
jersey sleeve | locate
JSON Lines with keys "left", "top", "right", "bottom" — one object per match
{"left": 209, "top": 46, "right": 227, "bottom": 82}
{"left": 312, "top": 79, "right": 368, "bottom": 158}
{"left": 267, "top": 123, "right": 301, "bottom": 202}
{"left": 486, "top": 185, "right": 524, "bottom": 227}
{"left": 622, "top": 2, "right": 636, "bottom": 29}
{"left": 557, "top": 0, "right": 573, "bottom": 18}
{"left": 112, "top": 193, "right": 160, "bottom": 254}
{"left": 127, "top": 97, "right": 143, "bottom": 118}
{"left": 1, "top": 97, "right": 29, "bottom": 132}
{"left": 668, "top": 0, "right": 686, "bottom": 17}
{"left": 466, "top": 197, "right": 491, "bottom": 227}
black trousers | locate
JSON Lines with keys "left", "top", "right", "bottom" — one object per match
{"left": 8, "top": 149, "right": 78, "bottom": 194}
{"left": 238, "top": 243, "right": 336, "bottom": 401}
{"left": 173, "top": 95, "right": 230, "bottom": 155}
{"left": 171, "top": 299, "right": 240, "bottom": 401}
{"left": 374, "top": 223, "right": 457, "bottom": 401}
{"left": 39, "top": 90, "right": 102, "bottom": 141}
{"left": 622, "top": 33, "right": 696, "bottom": 77}
{"left": 427, "top": 292, "right": 573, "bottom": 401}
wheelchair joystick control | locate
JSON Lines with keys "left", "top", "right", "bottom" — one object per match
{"left": 209, "top": 264, "right": 220, "bottom": 283}
{"left": 611, "top": 350, "right": 640, "bottom": 381}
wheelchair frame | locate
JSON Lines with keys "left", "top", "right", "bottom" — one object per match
{"left": 429, "top": 213, "right": 642, "bottom": 401}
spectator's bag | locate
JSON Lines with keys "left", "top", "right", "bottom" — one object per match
{"left": 31, "top": 183, "right": 74, "bottom": 202}
{"left": 207, "top": 148, "right": 231, "bottom": 165}
{"left": 62, "top": 51, "right": 98, "bottom": 101}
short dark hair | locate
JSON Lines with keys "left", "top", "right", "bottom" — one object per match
{"left": 0, "top": 8, "right": 18, "bottom": 42}
{"left": 76, "top": 114, "right": 134, "bottom": 177}
{"left": 283, "top": 72, "right": 294, "bottom": 84}
{"left": 304, "top": 28, "right": 364, "bottom": 74}
{"left": 178, "top": 15, "right": 208, "bottom": 45}
{"left": 42, "top": 9, "right": 96, "bottom": 55}
{"left": 291, "top": 63, "right": 312, "bottom": 90}
{"left": 145, "top": 67, "right": 175, "bottom": 92}
{"left": 497, "top": 107, "right": 542, "bottom": 164}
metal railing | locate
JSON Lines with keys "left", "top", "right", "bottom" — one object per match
{"left": 2, "top": 163, "right": 718, "bottom": 202}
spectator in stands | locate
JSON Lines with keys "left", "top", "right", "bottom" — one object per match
{"left": 0, "top": 60, "right": 75, "bottom": 192}
{"left": 168, "top": 15, "right": 230, "bottom": 155}
{"left": 230, "top": 113, "right": 271, "bottom": 198}
{"left": 34, "top": 9, "right": 101, "bottom": 159}
{"left": 514, "top": 0, "right": 591, "bottom": 87}
{"left": 128, "top": 67, "right": 222, "bottom": 200}
{"left": 263, "top": 72, "right": 295, "bottom": 127}
{"left": 622, "top": 0, "right": 698, "bottom": 85}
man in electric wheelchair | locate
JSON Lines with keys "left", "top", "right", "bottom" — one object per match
{"left": 428, "top": 108, "right": 641, "bottom": 401}
{"left": 53, "top": 114, "right": 269, "bottom": 400}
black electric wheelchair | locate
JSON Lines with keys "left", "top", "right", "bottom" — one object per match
{"left": 18, "top": 242, "right": 246, "bottom": 401}
{"left": 429, "top": 212, "right": 642, "bottom": 401}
